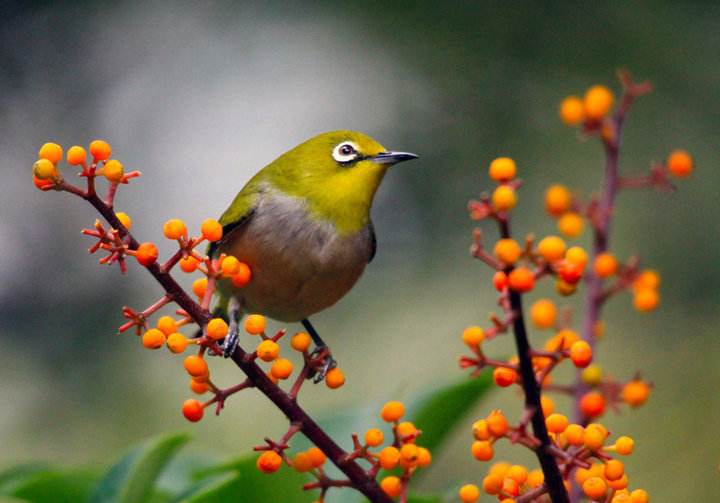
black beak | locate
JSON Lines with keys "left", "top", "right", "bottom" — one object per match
{"left": 372, "top": 151, "right": 419, "bottom": 165}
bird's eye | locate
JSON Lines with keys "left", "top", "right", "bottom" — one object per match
{"left": 332, "top": 142, "right": 359, "bottom": 163}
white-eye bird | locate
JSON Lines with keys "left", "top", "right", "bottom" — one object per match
{"left": 209, "top": 130, "right": 417, "bottom": 376}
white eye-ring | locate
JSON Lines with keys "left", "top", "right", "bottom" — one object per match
{"left": 332, "top": 141, "right": 359, "bottom": 163}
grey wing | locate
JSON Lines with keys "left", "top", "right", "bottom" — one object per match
{"left": 207, "top": 208, "right": 256, "bottom": 258}
{"left": 368, "top": 219, "right": 377, "bottom": 263}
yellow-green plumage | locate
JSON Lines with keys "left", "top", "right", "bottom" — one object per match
{"left": 212, "top": 130, "right": 416, "bottom": 322}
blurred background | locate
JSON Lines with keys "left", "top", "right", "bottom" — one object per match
{"left": 1, "top": 1, "right": 718, "bottom": 500}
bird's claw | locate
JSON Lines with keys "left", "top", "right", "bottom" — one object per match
{"left": 309, "top": 346, "right": 336, "bottom": 383}
{"left": 221, "top": 321, "right": 240, "bottom": 358}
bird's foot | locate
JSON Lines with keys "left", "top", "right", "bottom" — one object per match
{"left": 221, "top": 319, "right": 240, "bottom": 358}
{"left": 308, "top": 346, "right": 336, "bottom": 383}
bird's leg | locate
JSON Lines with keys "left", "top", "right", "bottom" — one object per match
{"left": 222, "top": 297, "right": 241, "bottom": 358}
{"left": 302, "top": 318, "right": 336, "bottom": 383}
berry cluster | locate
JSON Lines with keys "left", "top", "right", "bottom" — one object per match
{"left": 459, "top": 71, "right": 692, "bottom": 502}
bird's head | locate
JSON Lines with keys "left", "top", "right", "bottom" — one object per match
{"left": 267, "top": 130, "right": 418, "bottom": 233}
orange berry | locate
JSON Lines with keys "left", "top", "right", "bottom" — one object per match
{"left": 206, "top": 318, "right": 229, "bottom": 340}
{"left": 584, "top": 85, "right": 615, "bottom": 121}
{"left": 502, "top": 477, "right": 520, "bottom": 497}
{"left": 462, "top": 326, "right": 485, "bottom": 347}
{"left": 615, "top": 436, "right": 635, "bottom": 455}
{"left": 416, "top": 447, "right": 431, "bottom": 468}
{"left": 290, "top": 332, "right": 312, "bottom": 352}
{"left": 594, "top": 252, "right": 618, "bottom": 278}
{"left": 582, "top": 364, "right": 603, "bottom": 386}
{"left": 491, "top": 185, "right": 517, "bottom": 212}
{"left": 325, "top": 367, "right": 345, "bottom": 389}
{"left": 634, "top": 269, "right": 660, "bottom": 290}
{"left": 580, "top": 392, "right": 606, "bottom": 419}
{"left": 545, "top": 413, "right": 569, "bottom": 433}
{"left": 537, "top": 235, "right": 567, "bottom": 263}
{"left": 184, "top": 355, "right": 209, "bottom": 378}
{"left": 157, "top": 315, "right": 178, "bottom": 335}
{"left": 558, "top": 211, "right": 584, "bottom": 237}
{"left": 270, "top": 358, "right": 293, "bottom": 380}
{"left": 231, "top": 262, "right": 252, "bottom": 287}
{"left": 471, "top": 440, "right": 493, "bottom": 461}
{"left": 66, "top": 145, "right": 87, "bottom": 165}
{"left": 38, "top": 142, "right": 63, "bottom": 164}
{"left": 182, "top": 399, "right": 204, "bottom": 422}
{"left": 604, "top": 459, "right": 625, "bottom": 481}
{"left": 256, "top": 451, "right": 282, "bottom": 473}
{"left": 115, "top": 212, "right": 132, "bottom": 230}
{"left": 494, "top": 238, "right": 522, "bottom": 265}
{"left": 565, "top": 424, "right": 584, "bottom": 446}
{"left": 482, "top": 474, "right": 504, "bottom": 495}
{"left": 634, "top": 288, "right": 659, "bottom": 312}
{"left": 493, "top": 366, "right": 517, "bottom": 387}
{"left": 135, "top": 242, "right": 158, "bottom": 266}
{"left": 307, "top": 446, "right": 326, "bottom": 467}
{"left": 399, "top": 443, "right": 419, "bottom": 465}
{"left": 507, "top": 465, "right": 528, "bottom": 484}
{"left": 33, "top": 175, "right": 54, "bottom": 189}
{"left": 472, "top": 419, "right": 491, "bottom": 441}
{"left": 244, "top": 314, "right": 266, "bottom": 335}
{"left": 256, "top": 340, "right": 280, "bottom": 362}
{"left": 630, "top": 489, "right": 649, "bottom": 503}
{"left": 142, "top": 328, "right": 166, "bottom": 349}
{"left": 179, "top": 255, "right": 200, "bottom": 273}
{"left": 379, "top": 446, "right": 400, "bottom": 470}
{"left": 396, "top": 421, "right": 418, "bottom": 442}
{"left": 556, "top": 278, "right": 577, "bottom": 296}
{"left": 530, "top": 299, "right": 557, "bottom": 329}
{"left": 33, "top": 158, "right": 57, "bottom": 180}
{"left": 566, "top": 246, "right": 589, "bottom": 269}
{"left": 570, "top": 340, "right": 593, "bottom": 368}
{"left": 201, "top": 218, "right": 223, "bottom": 242}
{"left": 220, "top": 256, "right": 240, "bottom": 276}
{"left": 163, "top": 219, "right": 187, "bottom": 240}
{"left": 89, "top": 140, "right": 112, "bottom": 161}
{"left": 527, "top": 469, "right": 544, "bottom": 488}
{"left": 458, "top": 483, "right": 480, "bottom": 503}
{"left": 559, "top": 260, "right": 583, "bottom": 285}
{"left": 486, "top": 410, "right": 509, "bottom": 437}
{"left": 545, "top": 185, "right": 572, "bottom": 216}
{"left": 489, "top": 157, "right": 517, "bottom": 182}
{"left": 560, "top": 95, "right": 585, "bottom": 125}
{"left": 167, "top": 332, "right": 189, "bottom": 353}
{"left": 583, "top": 424, "right": 607, "bottom": 450}
{"left": 192, "top": 278, "right": 208, "bottom": 299}
{"left": 667, "top": 149, "right": 693, "bottom": 178}
{"left": 292, "top": 452, "right": 313, "bottom": 472}
{"left": 508, "top": 267, "right": 534, "bottom": 293}
{"left": 380, "top": 401, "right": 405, "bottom": 422}
{"left": 189, "top": 378, "right": 209, "bottom": 394}
{"left": 583, "top": 476, "right": 607, "bottom": 500}
{"left": 622, "top": 380, "right": 651, "bottom": 407}
{"left": 380, "top": 476, "right": 402, "bottom": 498}
{"left": 493, "top": 270, "right": 508, "bottom": 291}
{"left": 541, "top": 395, "right": 555, "bottom": 416}
{"left": 364, "top": 428, "right": 384, "bottom": 447}
{"left": 102, "top": 159, "right": 124, "bottom": 182}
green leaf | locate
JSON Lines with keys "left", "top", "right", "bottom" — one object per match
{"left": 407, "top": 371, "right": 493, "bottom": 454}
{"left": 407, "top": 495, "right": 443, "bottom": 503}
{"left": 184, "top": 454, "right": 312, "bottom": 503}
{"left": 89, "top": 432, "right": 190, "bottom": 503}
{"left": 0, "top": 464, "right": 52, "bottom": 494}
{"left": 8, "top": 469, "right": 100, "bottom": 503}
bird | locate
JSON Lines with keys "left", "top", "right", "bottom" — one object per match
{"left": 208, "top": 130, "right": 418, "bottom": 378}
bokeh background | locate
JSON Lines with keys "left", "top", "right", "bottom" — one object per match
{"left": 1, "top": 1, "right": 718, "bottom": 500}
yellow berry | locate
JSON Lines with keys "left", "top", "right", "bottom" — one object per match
{"left": 545, "top": 413, "right": 569, "bottom": 433}
{"left": 221, "top": 256, "right": 241, "bottom": 276}
{"left": 33, "top": 158, "right": 57, "bottom": 180}
{"left": 66, "top": 145, "right": 87, "bottom": 165}
{"left": 167, "top": 332, "right": 189, "bottom": 353}
{"left": 615, "top": 436, "right": 635, "bottom": 455}
{"left": 270, "top": 358, "right": 293, "bottom": 379}
{"left": 537, "top": 236, "right": 567, "bottom": 263}
{"left": 560, "top": 95, "right": 585, "bottom": 125}
{"left": 380, "top": 476, "right": 402, "bottom": 498}
{"left": 103, "top": 159, "right": 124, "bottom": 182}
{"left": 256, "top": 340, "right": 280, "bottom": 362}
{"left": 566, "top": 246, "right": 589, "bottom": 269}
{"left": 364, "top": 428, "right": 384, "bottom": 447}
{"left": 142, "top": 328, "right": 166, "bottom": 349}
{"left": 489, "top": 157, "right": 517, "bottom": 182}
{"left": 200, "top": 218, "right": 223, "bottom": 242}
{"left": 558, "top": 211, "right": 584, "bottom": 237}
{"left": 462, "top": 326, "right": 485, "bottom": 346}
{"left": 244, "top": 314, "right": 266, "bottom": 335}
{"left": 584, "top": 85, "right": 615, "bottom": 121}
{"left": 472, "top": 419, "right": 490, "bottom": 441}
{"left": 565, "top": 424, "right": 584, "bottom": 446}
{"left": 325, "top": 367, "right": 345, "bottom": 389}
{"left": 380, "top": 401, "right": 404, "bottom": 422}
{"left": 89, "top": 140, "right": 112, "bottom": 161}
{"left": 583, "top": 424, "right": 607, "bottom": 450}
{"left": 530, "top": 299, "right": 557, "bottom": 329}
{"left": 582, "top": 364, "right": 603, "bottom": 386}
{"left": 583, "top": 476, "right": 607, "bottom": 500}
{"left": 541, "top": 395, "right": 555, "bottom": 416}
{"left": 527, "top": 469, "right": 544, "bottom": 488}
{"left": 38, "top": 142, "right": 63, "bottom": 164}
{"left": 545, "top": 185, "right": 572, "bottom": 216}
{"left": 115, "top": 212, "right": 132, "bottom": 230}
{"left": 206, "top": 318, "right": 229, "bottom": 340}
{"left": 494, "top": 238, "right": 522, "bottom": 265}
{"left": 163, "top": 219, "right": 187, "bottom": 240}
{"left": 507, "top": 465, "right": 528, "bottom": 484}
{"left": 291, "top": 332, "right": 312, "bottom": 352}
{"left": 667, "top": 149, "right": 693, "bottom": 178}
{"left": 492, "top": 185, "right": 517, "bottom": 212}
{"left": 458, "top": 483, "right": 480, "bottom": 503}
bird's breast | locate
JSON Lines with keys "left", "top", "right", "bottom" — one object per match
{"left": 218, "top": 189, "right": 372, "bottom": 321}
